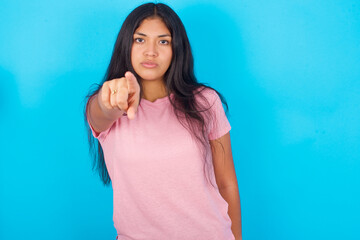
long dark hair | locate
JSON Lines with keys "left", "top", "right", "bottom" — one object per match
{"left": 83, "top": 2, "right": 229, "bottom": 188}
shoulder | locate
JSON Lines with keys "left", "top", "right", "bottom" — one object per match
{"left": 194, "top": 86, "right": 219, "bottom": 104}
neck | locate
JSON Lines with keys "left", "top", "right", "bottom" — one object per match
{"left": 140, "top": 79, "right": 168, "bottom": 102}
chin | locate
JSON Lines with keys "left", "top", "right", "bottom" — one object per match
{"left": 138, "top": 73, "right": 164, "bottom": 81}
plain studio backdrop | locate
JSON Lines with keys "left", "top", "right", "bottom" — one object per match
{"left": 0, "top": 0, "right": 359, "bottom": 239}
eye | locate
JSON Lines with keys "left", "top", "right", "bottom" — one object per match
{"left": 134, "top": 38, "right": 144, "bottom": 43}
{"left": 159, "top": 40, "right": 170, "bottom": 45}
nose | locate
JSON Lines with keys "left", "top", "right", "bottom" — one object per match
{"left": 144, "top": 40, "right": 158, "bottom": 57}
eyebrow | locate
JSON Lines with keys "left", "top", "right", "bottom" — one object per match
{"left": 134, "top": 32, "right": 171, "bottom": 38}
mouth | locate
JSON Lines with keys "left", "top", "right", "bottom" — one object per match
{"left": 141, "top": 61, "right": 158, "bottom": 68}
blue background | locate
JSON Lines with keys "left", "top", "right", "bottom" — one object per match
{"left": 1, "top": 0, "right": 359, "bottom": 239}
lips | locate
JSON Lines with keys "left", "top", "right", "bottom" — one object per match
{"left": 141, "top": 61, "right": 158, "bottom": 68}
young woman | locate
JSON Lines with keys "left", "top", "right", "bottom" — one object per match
{"left": 84, "top": 3, "right": 242, "bottom": 240}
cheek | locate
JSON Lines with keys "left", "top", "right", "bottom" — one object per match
{"left": 164, "top": 49, "right": 172, "bottom": 64}
{"left": 131, "top": 45, "right": 139, "bottom": 57}
{"left": 131, "top": 49, "right": 139, "bottom": 66}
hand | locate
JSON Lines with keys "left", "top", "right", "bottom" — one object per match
{"left": 97, "top": 71, "right": 140, "bottom": 120}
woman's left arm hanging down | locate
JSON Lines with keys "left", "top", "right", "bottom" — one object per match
{"left": 210, "top": 132, "right": 242, "bottom": 240}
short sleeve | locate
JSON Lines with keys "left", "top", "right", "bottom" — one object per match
{"left": 86, "top": 113, "right": 112, "bottom": 142}
{"left": 207, "top": 90, "right": 231, "bottom": 140}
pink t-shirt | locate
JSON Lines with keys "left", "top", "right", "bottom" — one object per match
{"left": 87, "top": 87, "right": 234, "bottom": 240}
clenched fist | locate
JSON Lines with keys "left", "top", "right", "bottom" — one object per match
{"left": 97, "top": 71, "right": 140, "bottom": 120}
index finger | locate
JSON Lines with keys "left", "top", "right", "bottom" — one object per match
{"left": 124, "top": 71, "right": 140, "bottom": 119}
{"left": 125, "top": 71, "right": 140, "bottom": 93}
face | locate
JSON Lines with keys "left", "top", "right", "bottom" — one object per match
{"left": 131, "top": 17, "right": 173, "bottom": 83}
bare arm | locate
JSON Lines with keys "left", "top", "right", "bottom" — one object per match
{"left": 219, "top": 185, "right": 242, "bottom": 240}
{"left": 210, "top": 132, "right": 242, "bottom": 239}
{"left": 87, "top": 93, "right": 124, "bottom": 134}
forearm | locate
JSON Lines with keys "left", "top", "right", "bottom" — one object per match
{"left": 219, "top": 185, "right": 242, "bottom": 240}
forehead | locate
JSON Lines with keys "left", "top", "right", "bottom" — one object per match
{"left": 135, "top": 17, "right": 171, "bottom": 35}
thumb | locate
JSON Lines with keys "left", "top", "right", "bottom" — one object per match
{"left": 127, "top": 106, "right": 137, "bottom": 120}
